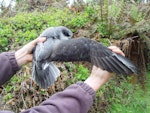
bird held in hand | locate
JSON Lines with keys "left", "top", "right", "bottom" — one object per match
{"left": 32, "top": 26, "right": 138, "bottom": 89}
{"left": 32, "top": 26, "right": 73, "bottom": 89}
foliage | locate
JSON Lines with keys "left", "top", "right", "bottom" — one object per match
{"left": 0, "top": 1, "right": 149, "bottom": 52}
{"left": 0, "top": 7, "right": 94, "bottom": 52}
{"left": 147, "top": 62, "right": 150, "bottom": 71}
{"left": 3, "top": 73, "right": 28, "bottom": 102}
{"left": 0, "top": 1, "right": 150, "bottom": 112}
{"left": 96, "top": 0, "right": 150, "bottom": 39}
{"left": 100, "top": 38, "right": 110, "bottom": 47}
{"left": 97, "top": 74, "right": 150, "bottom": 113}
{"left": 74, "top": 64, "right": 90, "bottom": 81}
{"left": 146, "top": 45, "right": 150, "bottom": 71}
{"left": 63, "top": 63, "right": 90, "bottom": 83}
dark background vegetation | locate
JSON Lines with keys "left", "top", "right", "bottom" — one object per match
{"left": 0, "top": 0, "right": 150, "bottom": 112}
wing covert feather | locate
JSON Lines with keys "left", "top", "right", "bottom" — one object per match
{"left": 50, "top": 38, "right": 91, "bottom": 62}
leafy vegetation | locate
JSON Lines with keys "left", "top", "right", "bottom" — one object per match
{"left": 96, "top": 0, "right": 150, "bottom": 39}
{"left": 0, "top": 7, "right": 96, "bottom": 52}
{"left": 92, "top": 72, "right": 150, "bottom": 113}
{"left": 0, "top": 0, "right": 150, "bottom": 112}
{"left": 108, "top": 77, "right": 148, "bottom": 113}
{"left": 75, "top": 64, "right": 90, "bottom": 81}
{"left": 3, "top": 73, "right": 28, "bottom": 102}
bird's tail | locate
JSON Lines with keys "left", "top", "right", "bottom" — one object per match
{"left": 32, "top": 61, "right": 60, "bottom": 89}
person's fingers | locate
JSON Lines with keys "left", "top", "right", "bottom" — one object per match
{"left": 28, "top": 37, "right": 46, "bottom": 47}
{"left": 22, "top": 37, "right": 46, "bottom": 53}
{"left": 112, "top": 49, "right": 125, "bottom": 56}
{"left": 108, "top": 46, "right": 119, "bottom": 50}
{"left": 108, "top": 46, "right": 125, "bottom": 56}
{"left": 92, "top": 65, "right": 97, "bottom": 71}
{"left": 108, "top": 46, "right": 118, "bottom": 49}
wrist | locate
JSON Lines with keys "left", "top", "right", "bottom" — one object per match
{"left": 84, "top": 76, "right": 103, "bottom": 92}
{"left": 15, "top": 49, "right": 28, "bottom": 66}
{"left": 84, "top": 71, "right": 112, "bottom": 92}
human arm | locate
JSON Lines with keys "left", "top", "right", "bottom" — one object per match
{"left": 20, "top": 46, "right": 124, "bottom": 113}
{"left": 0, "top": 52, "right": 20, "bottom": 86}
{"left": 0, "top": 46, "right": 124, "bottom": 113}
{"left": 0, "top": 37, "right": 46, "bottom": 86}
{"left": 85, "top": 46, "right": 125, "bottom": 92}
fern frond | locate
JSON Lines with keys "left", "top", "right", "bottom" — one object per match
{"left": 121, "top": 19, "right": 150, "bottom": 37}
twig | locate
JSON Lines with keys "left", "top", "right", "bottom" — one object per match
{"left": 21, "top": 93, "right": 28, "bottom": 109}
{"left": 108, "top": 39, "right": 112, "bottom": 46}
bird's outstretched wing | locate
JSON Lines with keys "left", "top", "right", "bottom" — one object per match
{"left": 89, "top": 41, "right": 138, "bottom": 75}
{"left": 50, "top": 37, "right": 138, "bottom": 75}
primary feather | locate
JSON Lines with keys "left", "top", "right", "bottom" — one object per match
{"left": 32, "top": 26, "right": 138, "bottom": 89}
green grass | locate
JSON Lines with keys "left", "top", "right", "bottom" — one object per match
{"left": 108, "top": 72, "right": 150, "bottom": 113}
{"left": 145, "top": 72, "right": 150, "bottom": 112}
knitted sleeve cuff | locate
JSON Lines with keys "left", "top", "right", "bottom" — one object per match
{"left": 5, "top": 52, "right": 21, "bottom": 72}
{"left": 76, "top": 81, "right": 96, "bottom": 99}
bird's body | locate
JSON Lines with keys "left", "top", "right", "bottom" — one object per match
{"left": 32, "top": 26, "right": 138, "bottom": 89}
{"left": 32, "top": 26, "right": 73, "bottom": 89}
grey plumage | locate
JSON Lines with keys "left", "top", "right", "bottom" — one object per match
{"left": 32, "top": 26, "right": 73, "bottom": 89}
{"left": 49, "top": 37, "right": 138, "bottom": 75}
{"left": 32, "top": 26, "right": 138, "bottom": 89}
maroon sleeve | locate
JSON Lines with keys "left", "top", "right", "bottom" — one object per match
{"left": 20, "top": 82, "right": 95, "bottom": 113}
{"left": 0, "top": 82, "right": 95, "bottom": 113}
{"left": 0, "top": 52, "right": 20, "bottom": 86}
{"left": 0, "top": 52, "right": 96, "bottom": 113}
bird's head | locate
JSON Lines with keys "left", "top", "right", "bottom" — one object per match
{"left": 57, "top": 26, "right": 73, "bottom": 40}
{"left": 40, "top": 26, "right": 73, "bottom": 40}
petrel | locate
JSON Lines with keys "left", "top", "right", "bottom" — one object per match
{"left": 32, "top": 26, "right": 73, "bottom": 89}
{"left": 32, "top": 26, "right": 138, "bottom": 89}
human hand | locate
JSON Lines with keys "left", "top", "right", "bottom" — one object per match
{"left": 108, "top": 46, "right": 125, "bottom": 56}
{"left": 15, "top": 37, "right": 46, "bottom": 66}
{"left": 84, "top": 46, "right": 124, "bottom": 92}
{"left": 84, "top": 66, "right": 111, "bottom": 92}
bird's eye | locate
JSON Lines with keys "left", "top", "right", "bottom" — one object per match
{"left": 62, "top": 29, "right": 70, "bottom": 37}
{"left": 52, "top": 36, "right": 55, "bottom": 39}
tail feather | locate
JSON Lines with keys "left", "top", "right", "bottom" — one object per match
{"left": 32, "top": 61, "right": 60, "bottom": 89}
